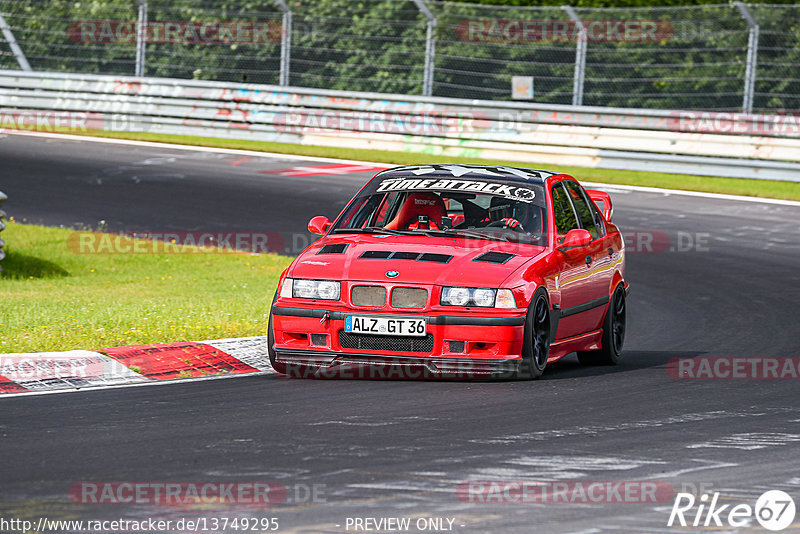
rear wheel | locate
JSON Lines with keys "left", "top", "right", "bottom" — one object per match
{"left": 578, "top": 283, "right": 626, "bottom": 366}
{"left": 517, "top": 288, "right": 550, "bottom": 379}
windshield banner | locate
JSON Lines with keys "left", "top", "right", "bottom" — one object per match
{"left": 375, "top": 178, "right": 539, "bottom": 204}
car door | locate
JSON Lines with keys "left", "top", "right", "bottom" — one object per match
{"left": 563, "top": 181, "right": 615, "bottom": 312}
{"left": 562, "top": 181, "right": 612, "bottom": 333}
{"left": 550, "top": 181, "right": 607, "bottom": 339}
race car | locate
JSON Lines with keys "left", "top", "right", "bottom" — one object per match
{"left": 268, "top": 164, "right": 628, "bottom": 379}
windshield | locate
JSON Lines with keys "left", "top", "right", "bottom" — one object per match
{"left": 332, "top": 176, "right": 548, "bottom": 245}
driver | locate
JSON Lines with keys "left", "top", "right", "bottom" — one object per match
{"left": 487, "top": 197, "right": 524, "bottom": 230}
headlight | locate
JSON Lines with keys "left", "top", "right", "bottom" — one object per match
{"left": 316, "top": 281, "right": 340, "bottom": 300}
{"left": 290, "top": 279, "right": 341, "bottom": 300}
{"left": 472, "top": 288, "right": 496, "bottom": 307}
{"left": 441, "top": 287, "right": 518, "bottom": 308}
{"left": 442, "top": 287, "right": 471, "bottom": 306}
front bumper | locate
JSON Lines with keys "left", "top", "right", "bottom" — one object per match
{"left": 271, "top": 305, "right": 526, "bottom": 379}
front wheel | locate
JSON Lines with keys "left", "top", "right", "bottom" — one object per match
{"left": 578, "top": 283, "right": 626, "bottom": 366}
{"left": 267, "top": 296, "right": 287, "bottom": 375}
{"left": 517, "top": 288, "right": 551, "bottom": 379}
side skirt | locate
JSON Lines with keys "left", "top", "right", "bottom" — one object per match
{"left": 548, "top": 329, "right": 603, "bottom": 362}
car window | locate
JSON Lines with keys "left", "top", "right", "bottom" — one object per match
{"left": 551, "top": 183, "right": 579, "bottom": 236}
{"left": 587, "top": 196, "right": 606, "bottom": 236}
{"left": 564, "top": 181, "right": 601, "bottom": 239}
{"left": 336, "top": 196, "right": 373, "bottom": 229}
{"left": 332, "top": 185, "right": 547, "bottom": 246}
{"left": 371, "top": 192, "right": 403, "bottom": 227}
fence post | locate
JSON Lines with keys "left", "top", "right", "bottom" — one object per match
{"left": 562, "top": 6, "right": 586, "bottom": 107}
{"left": 0, "top": 12, "right": 32, "bottom": 71}
{"left": 733, "top": 2, "right": 758, "bottom": 113}
{"left": 412, "top": 0, "right": 437, "bottom": 97}
{"left": 135, "top": 0, "right": 147, "bottom": 77}
{"left": 274, "top": 0, "right": 292, "bottom": 86}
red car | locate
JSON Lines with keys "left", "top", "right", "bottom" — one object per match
{"left": 268, "top": 164, "right": 628, "bottom": 379}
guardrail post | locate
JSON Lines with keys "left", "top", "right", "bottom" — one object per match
{"left": 0, "top": 12, "right": 32, "bottom": 71}
{"left": 734, "top": 2, "right": 759, "bottom": 113}
{"left": 274, "top": 0, "right": 292, "bottom": 86}
{"left": 0, "top": 191, "right": 7, "bottom": 271}
{"left": 412, "top": 0, "right": 437, "bottom": 97}
{"left": 562, "top": 6, "right": 586, "bottom": 107}
{"left": 135, "top": 0, "right": 147, "bottom": 77}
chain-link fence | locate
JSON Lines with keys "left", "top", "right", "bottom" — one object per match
{"left": 1, "top": 0, "right": 798, "bottom": 112}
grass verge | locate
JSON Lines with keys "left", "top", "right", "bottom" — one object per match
{"left": 0, "top": 221, "right": 291, "bottom": 353}
{"left": 76, "top": 130, "right": 800, "bottom": 202}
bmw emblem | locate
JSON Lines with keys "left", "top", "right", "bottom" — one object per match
{"left": 386, "top": 270, "right": 399, "bottom": 278}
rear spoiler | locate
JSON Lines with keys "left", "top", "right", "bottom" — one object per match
{"left": 586, "top": 189, "right": 613, "bottom": 222}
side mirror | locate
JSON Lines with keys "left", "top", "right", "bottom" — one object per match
{"left": 586, "top": 189, "right": 613, "bottom": 222}
{"left": 557, "top": 228, "right": 592, "bottom": 252}
{"left": 308, "top": 215, "right": 331, "bottom": 235}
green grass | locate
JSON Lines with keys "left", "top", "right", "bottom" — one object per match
{"left": 0, "top": 221, "right": 291, "bottom": 353}
{"left": 83, "top": 130, "right": 800, "bottom": 201}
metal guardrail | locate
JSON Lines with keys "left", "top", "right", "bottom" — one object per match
{"left": 0, "top": 190, "right": 7, "bottom": 270}
{"left": 0, "top": 70, "right": 799, "bottom": 182}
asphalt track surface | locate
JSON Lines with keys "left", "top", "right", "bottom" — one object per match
{"left": 1, "top": 133, "right": 800, "bottom": 533}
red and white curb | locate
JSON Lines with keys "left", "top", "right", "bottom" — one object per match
{"left": 0, "top": 336, "right": 272, "bottom": 396}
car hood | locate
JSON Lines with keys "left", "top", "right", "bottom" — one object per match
{"left": 288, "top": 234, "right": 546, "bottom": 287}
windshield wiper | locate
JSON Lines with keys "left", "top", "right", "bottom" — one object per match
{"left": 419, "top": 228, "right": 500, "bottom": 241}
{"left": 333, "top": 227, "right": 511, "bottom": 242}
{"left": 331, "top": 227, "right": 407, "bottom": 236}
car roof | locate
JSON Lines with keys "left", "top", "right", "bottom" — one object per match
{"left": 375, "top": 164, "right": 559, "bottom": 184}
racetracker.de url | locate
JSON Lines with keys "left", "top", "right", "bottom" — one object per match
{"left": 0, "top": 516, "right": 280, "bottom": 533}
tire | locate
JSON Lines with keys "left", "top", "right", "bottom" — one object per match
{"left": 267, "top": 293, "right": 287, "bottom": 375}
{"left": 577, "top": 283, "right": 626, "bottom": 366}
{"left": 516, "top": 288, "right": 551, "bottom": 379}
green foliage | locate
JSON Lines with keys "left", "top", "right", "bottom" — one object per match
{"left": 469, "top": 0, "right": 798, "bottom": 6}
{"left": 0, "top": 0, "right": 797, "bottom": 110}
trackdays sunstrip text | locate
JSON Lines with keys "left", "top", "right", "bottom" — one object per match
{"left": 375, "top": 178, "right": 537, "bottom": 203}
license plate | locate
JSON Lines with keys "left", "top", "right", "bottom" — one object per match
{"left": 344, "top": 316, "right": 427, "bottom": 337}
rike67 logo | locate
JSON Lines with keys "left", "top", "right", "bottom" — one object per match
{"left": 668, "top": 490, "right": 796, "bottom": 531}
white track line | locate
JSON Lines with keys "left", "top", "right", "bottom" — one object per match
{"left": 8, "top": 131, "right": 800, "bottom": 207}
{"left": 582, "top": 181, "right": 800, "bottom": 207}
{"left": 7, "top": 130, "right": 390, "bottom": 166}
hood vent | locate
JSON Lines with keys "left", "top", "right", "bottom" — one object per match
{"left": 360, "top": 250, "right": 392, "bottom": 259}
{"left": 359, "top": 251, "right": 452, "bottom": 263}
{"left": 419, "top": 253, "right": 452, "bottom": 263}
{"left": 474, "top": 251, "right": 515, "bottom": 264}
{"left": 317, "top": 243, "right": 348, "bottom": 255}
